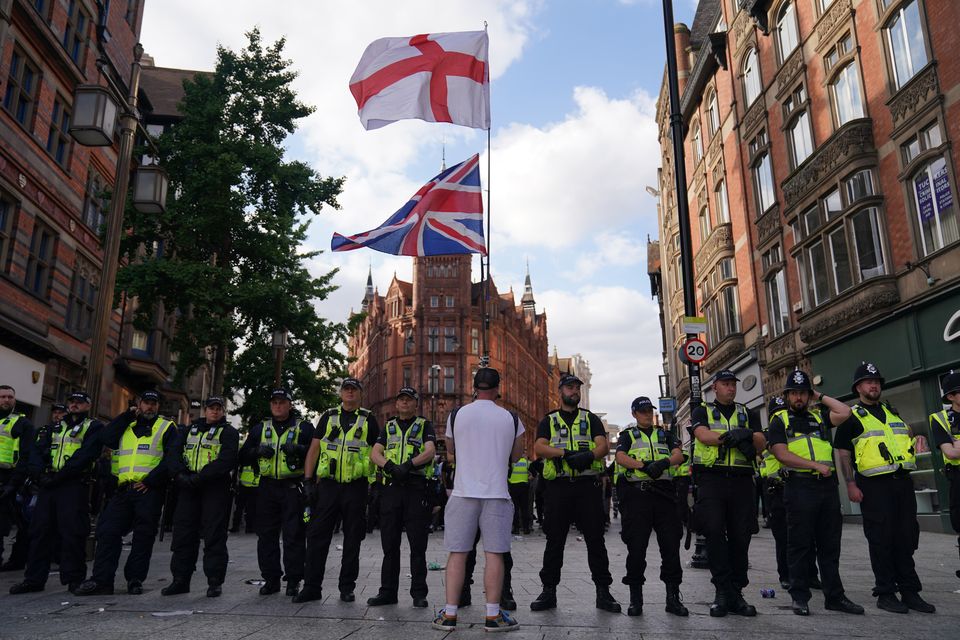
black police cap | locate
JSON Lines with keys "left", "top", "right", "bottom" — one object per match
{"left": 712, "top": 369, "right": 740, "bottom": 383}
{"left": 558, "top": 373, "right": 583, "bottom": 388}
{"left": 270, "top": 388, "right": 293, "bottom": 401}
{"left": 341, "top": 377, "right": 363, "bottom": 391}
{"left": 204, "top": 396, "right": 225, "bottom": 408}
{"left": 67, "top": 391, "right": 91, "bottom": 403}
{"left": 397, "top": 386, "right": 419, "bottom": 401}
{"left": 141, "top": 390, "right": 161, "bottom": 402}
{"left": 631, "top": 396, "right": 654, "bottom": 412}
{"left": 51, "top": 402, "right": 67, "bottom": 412}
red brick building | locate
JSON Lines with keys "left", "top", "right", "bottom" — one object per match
{"left": 0, "top": 0, "right": 207, "bottom": 423}
{"left": 347, "top": 256, "right": 553, "bottom": 455}
{"left": 656, "top": 0, "right": 960, "bottom": 528}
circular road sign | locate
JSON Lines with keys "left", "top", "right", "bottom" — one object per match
{"left": 683, "top": 338, "right": 708, "bottom": 364}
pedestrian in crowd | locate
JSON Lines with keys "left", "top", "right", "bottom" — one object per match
{"left": 75, "top": 390, "right": 179, "bottom": 595}
{"left": 297, "top": 378, "right": 378, "bottom": 603}
{"left": 614, "top": 396, "right": 688, "bottom": 617}
{"left": 368, "top": 386, "right": 434, "bottom": 608}
{"left": 530, "top": 373, "right": 621, "bottom": 614}
{"left": 238, "top": 388, "right": 314, "bottom": 597}
{"left": 432, "top": 367, "right": 522, "bottom": 632}
{"left": 230, "top": 461, "right": 259, "bottom": 534}
{"left": 690, "top": 369, "right": 764, "bottom": 617}
{"left": 768, "top": 370, "right": 863, "bottom": 616}
{"left": 9, "top": 392, "right": 101, "bottom": 594}
{"left": 0, "top": 385, "right": 34, "bottom": 572}
{"left": 162, "top": 396, "right": 238, "bottom": 598}
{"left": 930, "top": 370, "right": 960, "bottom": 579}
{"left": 835, "top": 363, "right": 935, "bottom": 614}
{"left": 508, "top": 453, "right": 531, "bottom": 535}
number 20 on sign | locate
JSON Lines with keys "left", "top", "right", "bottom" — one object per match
{"left": 683, "top": 338, "right": 708, "bottom": 364}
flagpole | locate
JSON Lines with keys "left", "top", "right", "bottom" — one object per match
{"left": 480, "top": 21, "right": 492, "bottom": 367}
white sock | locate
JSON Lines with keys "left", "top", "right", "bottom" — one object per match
{"left": 444, "top": 604, "right": 458, "bottom": 617}
{"left": 486, "top": 603, "right": 500, "bottom": 617}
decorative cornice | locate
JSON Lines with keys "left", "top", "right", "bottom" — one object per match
{"left": 744, "top": 0, "right": 773, "bottom": 35}
{"left": 887, "top": 63, "right": 940, "bottom": 131}
{"left": 694, "top": 223, "right": 734, "bottom": 274}
{"left": 711, "top": 161, "right": 724, "bottom": 184}
{"left": 781, "top": 119, "right": 874, "bottom": 213}
{"left": 704, "top": 333, "right": 745, "bottom": 372}
{"left": 764, "top": 330, "right": 797, "bottom": 370}
{"left": 731, "top": 11, "right": 756, "bottom": 55}
{"left": 755, "top": 205, "right": 781, "bottom": 246}
{"left": 740, "top": 97, "right": 767, "bottom": 137}
{"left": 775, "top": 49, "right": 805, "bottom": 97}
{"left": 816, "top": 0, "right": 852, "bottom": 50}
{"left": 798, "top": 279, "right": 900, "bottom": 346}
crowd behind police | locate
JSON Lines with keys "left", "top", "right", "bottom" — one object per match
{"left": 0, "top": 360, "right": 957, "bottom": 630}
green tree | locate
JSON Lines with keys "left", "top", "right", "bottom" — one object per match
{"left": 117, "top": 28, "right": 347, "bottom": 425}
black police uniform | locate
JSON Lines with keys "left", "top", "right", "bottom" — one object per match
{"left": 84, "top": 409, "right": 180, "bottom": 591}
{"left": 238, "top": 414, "right": 314, "bottom": 592}
{"left": 534, "top": 408, "right": 616, "bottom": 605}
{"left": 300, "top": 407, "right": 379, "bottom": 601}
{"left": 13, "top": 412, "right": 102, "bottom": 591}
{"left": 231, "top": 464, "right": 259, "bottom": 533}
{"left": 768, "top": 409, "right": 849, "bottom": 608}
{"left": 166, "top": 417, "right": 239, "bottom": 592}
{"left": 616, "top": 426, "right": 684, "bottom": 602}
{"left": 371, "top": 415, "right": 435, "bottom": 603}
{"left": 0, "top": 408, "right": 35, "bottom": 569}
{"left": 762, "top": 397, "right": 789, "bottom": 586}
{"left": 690, "top": 400, "right": 761, "bottom": 613}
{"left": 931, "top": 406, "right": 960, "bottom": 554}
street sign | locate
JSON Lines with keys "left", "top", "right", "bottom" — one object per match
{"left": 682, "top": 315, "right": 707, "bottom": 335}
{"left": 683, "top": 337, "right": 708, "bottom": 364}
{"left": 659, "top": 397, "right": 676, "bottom": 413}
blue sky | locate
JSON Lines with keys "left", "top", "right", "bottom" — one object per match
{"left": 140, "top": 0, "right": 697, "bottom": 427}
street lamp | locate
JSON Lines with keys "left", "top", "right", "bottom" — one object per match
{"left": 69, "top": 85, "right": 118, "bottom": 146}
{"left": 272, "top": 328, "right": 289, "bottom": 388}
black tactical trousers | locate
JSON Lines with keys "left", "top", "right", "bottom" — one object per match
{"left": 618, "top": 479, "right": 682, "bottom": 586}
{"left": 377, "top": 480, "right": 430, "bottom": 598}
{"left": 170, "top": 480, "right": 231, "bottom": 585}
{"left": 763, "top": 478, "right": 789, "bottom": 583}
{"left": 695, "top": 471, "right": 755, "bottom": 593}
{"left": 784, "top": 475, "right": 844, "bottom": 603}
{"left": 539, "top": 478, "right": 612, "bottom": 588}
{"left": 858, "top": 472, "right": 922, "bottom": 596}
{"left": 304, "top": 478, "right": 367, "bottom": 593}
{"left": 509, "top": 482, "right": 530, "bottom": 532}
{"left": 91, "top": 485, "right": 164, "bottom": 585}
{"left": 24, "top": 481, "right": 90, "bottom": 586}
{"left": 256, "top": 478, "right": 305, "bottom": 583}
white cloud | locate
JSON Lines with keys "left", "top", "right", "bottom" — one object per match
{"left": 565, "top": 231, "right": 646, "bottom": 280}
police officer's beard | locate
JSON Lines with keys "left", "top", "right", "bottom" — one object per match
{"left": 861, "top": 390, "right": 881, "bottom": 403}
{"left": 562, "top": 393, "right": 580, "bottom": 409}
{"left": 140, "top": 411, "right": 157, "bottom": 421}
{"left": 790, "top": 399, "right": 807, "bottom": 413}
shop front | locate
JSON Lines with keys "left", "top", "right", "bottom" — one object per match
{"left": 808, "top": 289, "right": 960, "bottom": 531}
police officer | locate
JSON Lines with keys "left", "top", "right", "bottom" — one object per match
{"left": 508, "top": 454, "right": 531, "bottom": 534}
{"left": 75, "top": 390, "right": 180, "bottom": 595}
{"left": 530, "top": 373, "right": 620, "bottom": 613}
{"left": 231, "top": 461, "right": 260, "bottom": 533}
{"left": 9, "top": 392, "right": 102, "bottom": 593}
{"left": 760, "top": 395, "right": 789, "bottom": 589}
{"left": 162, "top": 396, "right": 239, "bottom": 597}
{"left": 835, "top": 362, "right": 935, "bottom": 613}
{"left": 239, "top": 388, "right": 314, "bottom": 596}
{"left": 0, "top": 385, "right": 35, "bottom": 570}
{"left": 368, "top": 386, "right": 435, "bottom": 607}
{"left": 297, "top": 377, "right": 379, "bottom": 603}
{"left": 768, "top": 370, "right": 863, "bottom": 616}
{"left": 690, "top": 369, "right": 764, "bottom": 617}
{"left": 615, "top": 396, "right": 688, "bottom": 617}
{"left": 931, "top": 370, "right": 960, "bottom": 579}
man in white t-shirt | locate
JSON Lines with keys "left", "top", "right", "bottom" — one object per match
{"left": 432, "top": 367, "right": 524, "bottom": 633}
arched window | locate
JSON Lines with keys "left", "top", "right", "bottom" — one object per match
{"left": 706, "top": 91, "right": 720, "bottom": 138}
{"left": 776, "top": 1, "right": 799, "bottom": 63}
{"left": 830, "top": 62, "right": 864, "bottom": 126}
{"left": 691, "top": 121, "right": 703, "bottom": 163}
{"left": 742, "top": 49, "right": 762, "bottom": 106}
{"left": 698, "top": 205, "right": 711, "bottom": 241}
{"left": 884, "top": 0, "right": 928, "bottom": 90}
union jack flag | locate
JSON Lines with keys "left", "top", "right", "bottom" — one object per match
{"left": 331, "top": 154, "right": 486, "bottom": 256}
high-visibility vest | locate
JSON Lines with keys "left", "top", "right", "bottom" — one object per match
{"left": 541, "top": 410, "right": 602, "bottom": 480}
{"left": 692, "top": 402, "right": 753, "bottom": 469}
{"left": 670, "top": 453, "right": 691, "bottom": 478}
{"left": 0, "top": 413, "right": 24, "bottom": 469}
{"left": 116, "top": 417, "right": 172, "bottom": 484}
{"left": 238, "top": 464, "right": 260, "bottom": 487}
{"left": 382, "top": 417, "right": 434, "bottom": 481}
{"left": 183, "top": 422, "right": 225, "bottom": 472}
{"left": 616, "top": 427, "right": 672, "bottom": 482}
{"left": 758, "top": 449, "right": 782, "bottom": 479}
{"left": 50, "top": 417, "right": 94, "bottom": 472}
{"left": 508, "top": 457, "right": 529, "bottom": 484}
{"left": 850, "top": 403, "right": 916, "bottom": 477}
{"left": 772, "top": 408, "right": 834, "bottom": 474}
{"left": 258, "top": 421, "right": 302, "bottom": 479}
{"left": 316, "top": 407, "right": 373, "bottom": 483}
{"left": 930, "top": 410, "right": 959, "bottom": 467}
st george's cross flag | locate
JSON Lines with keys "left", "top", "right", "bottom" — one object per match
{"left": 331, "top": 154, "right": 486, "bottom": 256}
{"left": 349, "top": 31, "right": 490, "bottom": 130}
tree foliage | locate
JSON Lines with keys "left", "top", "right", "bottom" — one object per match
{"left": 117, "top": 29, "right": 348, "bottom": 425}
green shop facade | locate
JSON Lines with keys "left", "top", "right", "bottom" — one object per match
{"left": 808, "top": 288, "right": 960, "bottom": 531}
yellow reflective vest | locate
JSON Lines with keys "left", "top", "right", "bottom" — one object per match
{"left": 771, "top": 408, "right": 834, "bottom": 474}
{"left": 0, "top": 413, "right": 24, "bottom": 469}
{"left": 50, "top": 417, "right": 94, "bottom": 472}
{"left": 238, "top": 464, "right": 260, "bottom": 487}
{"left": 316, "top": 407, "right": 374, "bottom": 483}
{"left": 508, "top": 457, "right": 530, "bottom": 484}
{"left": 850, "top": 403, "right": 916, "bottom": 477}
{"left": 258, "top": 421, "right": 303, "bottom": 479}
{"left": 183, "top": 423, "right": 225, "bottom": 472}
{"left": 541, "top": 410, "right": 602, "bottom": 480}
{"left": 692, "top": 402, "right": 753, "bottom": 469}
{"left": 930, "top": 410, "right": 959, "bottom": 467}
{"left": 382, "top": 417, "right": 434, "bottom": 481}
{"left": 616, "top": 426, "right": 673, "bottom": 482}
{"left": 116, "top": 416, "right": 173, "bottom": 484}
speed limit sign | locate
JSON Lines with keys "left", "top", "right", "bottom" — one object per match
{"left": 682, "top": 338, "right": 708, "bottom": 364}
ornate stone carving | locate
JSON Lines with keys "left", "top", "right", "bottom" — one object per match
{"left": 816, "top": 0, "right": 851, "bottom": 46}
{"left": 776, "top": 49, "right": 805, "bottom": 96}
{"left": 798, "top": 280, "right": 900, "bottom": 345}
{"left": 732, "top": 12, "right": 755, "bottom": 54}
{"left": 764, "top": 331, "right": 798, "bottom": 370}
{"left": 694, "top": 223, "right": 734, "bottom": 273}
{"left": 781, "top": 120, "right": 874, "bottom": 212}
{"left": 704, "top": 334, "right": 745, "bottom": 372}
{"left": 712, "top": 161, "right": 724, "bottom": 184}
{"left": 755, "top": 206, "right": 781, "bottom": 245}
{"left": 888, "top": 63, "right": 940, "bottom": 128}
{"left": 740, "top": 97, "right": 767, "bottom": 137}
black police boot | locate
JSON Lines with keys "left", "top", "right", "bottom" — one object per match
{"left": 161, "top": 579, "right": 190, "bottom": 596}
{"left": 293, "top": 586, "right": 323, "bottom": 603}
{"left": 367, "top": 592, "right": 399, "bottom": 606}
{"left": 459, "top": 585, "right": 472, "bottom": 607}
{"left": 127, "top": 581, "right": 143, "bottom": 595}
{"left": 74, "top": 580, "right": 114, "bottom": 596}
{"left": 340, "top": 590, "right": 356, "bottom": 602}
{"left": 901, "top": 592, "right": 936, "bottom": 614}
{"left": 530, "top": 585, "right": 557, "bottom": 611}
{"left": 9, "top": 581, "right": 44, "bottom": 595}
{"left": 709, "top": 589, "right": 729, "bottom": 618}
{"left": 259, "top": 579, "right": 281, "bottom": 595}
{"left": 285, "top": 580, "right": 301, "bottom": 597}
{"left": 876, "top": 593, "right": 908, "bottom": 613}
{"left": 206, "top": 584, "right": 222, "bottom": 598}
{"left": 500, "top": 587, "right": 516, "bottom": 611}
{"left": 791, "top": 599, "right": 810, "bottom": 616}
{"left": 412, "top": 596, "right": 429, "bottom": 608}
{"left": 665, "top": 584, "right": 688, "bottom": 617}
{"left": 825, "top": 595, "right": 864, "bottom": 615}
{"left": 595, "top": 585, "right": 621, "bottom": 613}
{"left": 727, "top": 590, "right": 756, "bottom": 616}
{"left": 627, "top": 585, "right": 643, "bottom": 616}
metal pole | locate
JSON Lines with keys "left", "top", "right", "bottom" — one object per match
{"left": 86, "top": 44, "right": 144, "bottom": 418}
{"left": 660, "top": 0, "right": 701, "bottom": 410}
{"left": 273, "top": 347, "right": 285, "bottom": 388}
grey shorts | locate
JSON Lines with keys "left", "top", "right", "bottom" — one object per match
{"left": 443, "top": 496, "right": 514, "bottom": 553}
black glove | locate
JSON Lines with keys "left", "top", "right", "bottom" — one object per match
{"left": 735, "top": 439, "right": 757, "bottom": 461}
{"left": 643, "top": 459, "right": 670, "bottom": 480}
{"left": 302, "top": 480, "right": 317, "bottom": 508}
{"left": 724, "top": 428, "right": 754, "bottom": 445}
{"left": 280, "top": 442, "right": 305, "bottom": 457}
{"left": 385, "top": 460, "right": 409, "bottom": 481}
{"left": 257, "top": 444, "right": 276, "bottom": 459}
{"left": 565, "top": 450, "right": 595, "bottom": 472}
{"left": 398, "top": 460, "right": 415, "bottom": 477}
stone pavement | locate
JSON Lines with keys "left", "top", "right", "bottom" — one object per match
{"left": 0, "top": 517, "right": 957, "bottom": 639}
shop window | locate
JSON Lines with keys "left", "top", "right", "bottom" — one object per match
{"left": 910, "top": 157, "right": 959, "bottom": 256}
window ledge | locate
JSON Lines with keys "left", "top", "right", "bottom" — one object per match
{"left": 797, "top": 276, "right": 899, "bottom": 347}
{"left": 887, "top": 62, "right": 940, "bottom": 137}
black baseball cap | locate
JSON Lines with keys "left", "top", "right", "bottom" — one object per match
{"left": 51, "top": 402, "right": 67, "bottom": 412}
{"left": 631, "top": 396, "right": 654, "bottom": 412}
{"left": 204, "top": 396, "right": 225, "bottom": 408}
{"left": 559, "top": 373, "right": 583, "bottom": 388}
{"left": 67, "top": 391, "right": 91, "bottom": 403}
{"left": 141, "top": 390, "right": 161, "bottom": 402}
{"left": 474, "top": 367, "right": 501, "bottom": 390}
{"left": 270, "top": 388, "right": 293, "bottom": 401}
{"left": 397, "top": 387, "right": 419, "bottom": 401}
{"left": 341, "top": 377, "right": 363, "bottom": 390}
{"left": 712, "top": 369, "right": 740, "bottom": 383}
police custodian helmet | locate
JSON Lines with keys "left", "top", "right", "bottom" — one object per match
{"left": 783, "top": 369, "right": 813, "bottom": 393}
{"left": 851, "top": 362, "right": 884, "bottom": 394}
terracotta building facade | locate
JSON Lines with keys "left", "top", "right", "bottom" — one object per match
{"left": 656, "top": 0, "right": 960, "bottom": 529}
